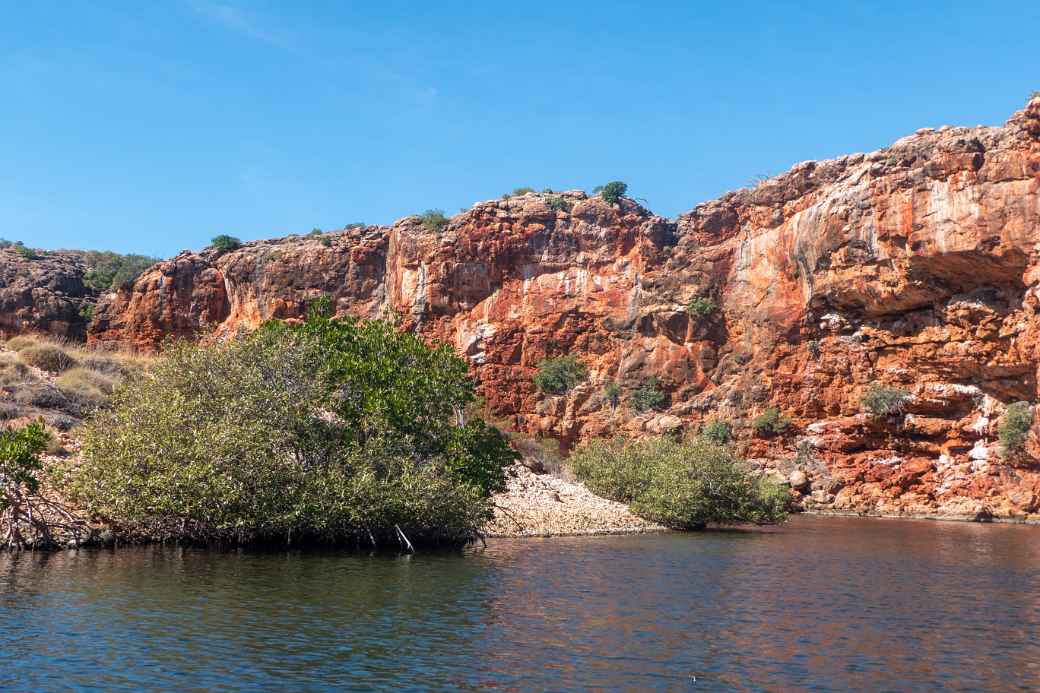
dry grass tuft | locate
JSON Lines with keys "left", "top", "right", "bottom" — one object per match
{"left": 0, "top": 354, "right": 33, "bottom": 387}
{"left": 5, "top": 335, "right": 43, "bottom": 352}
{"left": 56, "top": 367, "right": 117, "bottom": 400}
{"left": 19, "top": 344, "right": 78, "bottom": 373}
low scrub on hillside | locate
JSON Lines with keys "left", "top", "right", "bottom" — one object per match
{"left": 569, "top": 436, "right": 789, "bottom": 529}
{"left": 71, "top": 300, "right": 517, "bottom": 547}
{"left": 1, "top": 335, "right": 151, "bottom": 426}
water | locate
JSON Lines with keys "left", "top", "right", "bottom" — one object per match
{"left": 1, "top": 515, "right": 1038, "bottom": 692}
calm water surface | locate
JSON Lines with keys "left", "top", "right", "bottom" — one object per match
{"left": 1, "top": 515, "right": 1038, "bottom": 692}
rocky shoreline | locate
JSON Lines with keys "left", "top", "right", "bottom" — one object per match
{"left": 485, "top": 464, "right": 667, "bottom": 538}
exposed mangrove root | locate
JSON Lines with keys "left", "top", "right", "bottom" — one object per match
{"left": 394, "top": 524, "right": 415, "bottom": 553}
{"left": 1, "top": 490, "right": 88, "bottom": 550}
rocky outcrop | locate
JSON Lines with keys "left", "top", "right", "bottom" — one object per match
{"left": 89, "top": 98, "right": 1040, "bottom": 521}
{"left": 0, "top": 249, "right": 94, "bottom": 340}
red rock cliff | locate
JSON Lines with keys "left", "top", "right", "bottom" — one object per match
{"left": 89, "top": 99, "right": 1040, "bottom": 520}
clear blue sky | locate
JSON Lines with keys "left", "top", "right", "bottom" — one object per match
{"left": 3, "top": 1, "right": 1037, "bottom": 258}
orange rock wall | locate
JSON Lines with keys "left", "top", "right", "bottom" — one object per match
{"left": 88, "top": 99, "right": 1040, "bottom": 520}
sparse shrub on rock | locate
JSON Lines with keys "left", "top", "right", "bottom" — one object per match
{"left": 701, "top": 420, "right": 732, "bottom": 444}
{"left": 860, "top": 385, "right": 911, "bottom": 417}
{"left": 628, "top": 377, "right": 666, "bottom": 413}
{"left": 998, "top": 401, "right": 1033, "bottom": 457}
{"left": 687, "top": 297, "right": 715, "bottom": 320}
{"left": 534, "top": 355, "right": 587, "bottom": 395}
{"left": 752, "top": 406, "right": 790, "bottom": 436}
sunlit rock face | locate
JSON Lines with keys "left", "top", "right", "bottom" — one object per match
{"left": 0, "top": 250, "right": 94, "bottom": 340}
{"left": 89, "top": 99, "right": 1040, "bottom": 520}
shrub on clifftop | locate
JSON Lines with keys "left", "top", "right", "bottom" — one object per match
{"left": 597, "top": 181, "right": 628, "bottom": 205}
{"left": 419, "top": 209, "right": 449, "bottom": 233}
{"left": 210, "top": 235, "right": 242, "bottom": 253}
{"left": 570, "top": 436, "right": 788, "bottom": 529}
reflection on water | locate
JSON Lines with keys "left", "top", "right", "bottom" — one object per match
{"left": 1, "top": 516, "right": 1038, "bottom": 691}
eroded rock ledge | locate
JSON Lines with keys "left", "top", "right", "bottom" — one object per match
{"left": 80, "top": 98, "right": 1040, "bottom": 520}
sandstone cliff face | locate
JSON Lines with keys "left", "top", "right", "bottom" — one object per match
{"left": 0, "top": 249, "right": 94, "bottom": 340}
{"left": 89, "top": 99, "right": 1040, "bottom": 521}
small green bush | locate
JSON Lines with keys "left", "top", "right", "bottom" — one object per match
{"left": 570, "top": 436, "right": 788, "bottom": 529}
{"left": 603, "top": 381, "right": 621, "bottom": 409}
{"left": 598, "top": 181, "right": 628, "bottom": 205}
{"left": 533, "top": 355, "right": 587, "bottom": 395}
{"left": 860, "top": 385, "right": 911, "bottom": 417}
{"left": 309, "top": 228, "right": 323, "bottom": 236}
{"left": 0, "top": 420, "right": 49, "bottom": 502}
{"left": 628, "top": 377, "right": 666, "bottom": 413}
{"left": 13, "top": 245, "right": 39, "bottom": 260}
{"left": 79, "top": 304, "right": 95, "bottom": 322}
{"left": 19, "top": 345, "right": 77, "bottom": 373}
{"left": 509, "top": 187, "right": 535, "bottom": 196}
{"left": 320, "top": 237, "right": 332, "bottom": 247}
{"left": 211, "top": 235, "right": 242, "bottom": 253}
{"left": 546, "top": 195, "right": 572, "bottom": 213}
{"left": 752, "top": 407, "right": 791, "bottom": 436}
{"left": 998, "top": 401, "right": 1033, "bottom": 456}
{"left": 419, "top": 209, "right": 449, "bottom": 233}
{"left": 701, "top": 420, "right": 732, "bottom": 444}
{"left": 687, "top": 297, "right": 715, "bottom": 320}
{"left": 807, "top": 339, "right": 821, "bottom": 359}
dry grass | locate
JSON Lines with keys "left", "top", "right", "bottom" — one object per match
{"left": 1, "top": 334, "right": 154, "bottom": 428}
{"left": 0, "top": 354, "right": 33, "bottom": 387}
{"left": 20, "top": 344, "right": 78, "bottom": 373}
{"left": 5, "top": 335, "right": 42, "bottom": 352}
{"left": 56, "top": 368, "right": 116, "bottom": 401}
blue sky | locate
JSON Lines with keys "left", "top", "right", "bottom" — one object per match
{"left": 2, "top": 1, "right": 1037, "bottom": 258}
